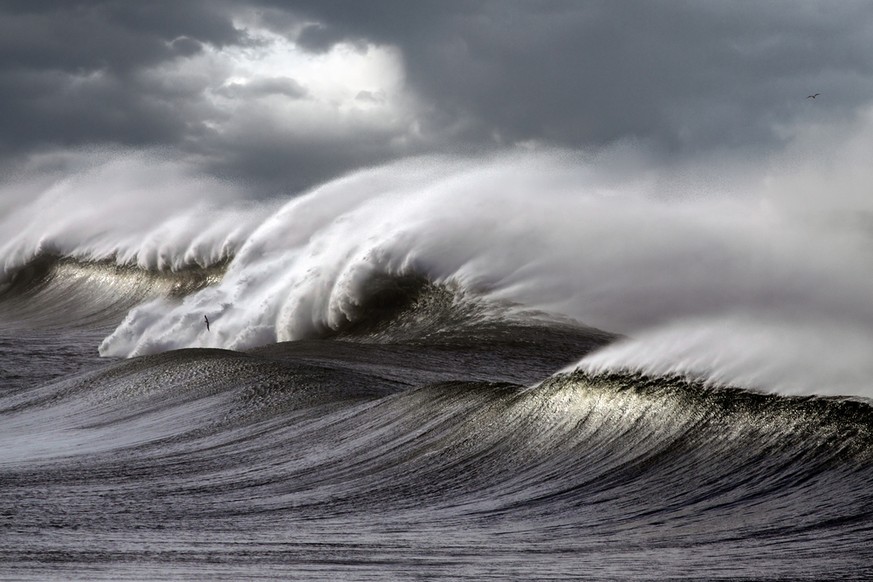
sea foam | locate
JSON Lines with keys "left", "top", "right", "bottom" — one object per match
{"left": 5, "top": 116, "right": 873, "bottom": 398}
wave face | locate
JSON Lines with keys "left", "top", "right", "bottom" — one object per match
{"left": 2, "top": 335, "right": 872, "bottom": 579}
{"left": 3, "top": 145, "right": 873, "bottom": 578}
{"left": 0, "top": 256, "right": 223, "bottom": 328}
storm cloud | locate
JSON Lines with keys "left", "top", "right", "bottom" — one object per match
{"left": 2, "top": 0, "right": 873, "bottom": 195}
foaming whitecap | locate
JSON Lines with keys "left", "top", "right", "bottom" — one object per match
{"left": 0, "top": 150, "right": 273, "bottom": 275}
{"left": 5, "top": 127, "right": 873, "bottom": 399}
{"left": 576, "top": 317, "right": 873, "bottom": 397}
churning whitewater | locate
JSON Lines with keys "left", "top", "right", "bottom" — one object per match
{"left": 2, "top": 148, "right": 873, "bottom": 579}
{"left": 6, "top": 148, "right": 872, "bottom": 396}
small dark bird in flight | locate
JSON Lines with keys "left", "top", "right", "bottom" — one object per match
{"left": 204, "top": 315, "right": 210, "bottom": 331}
{"left": 807, "top": 93, "right": 820, "bottom": 99}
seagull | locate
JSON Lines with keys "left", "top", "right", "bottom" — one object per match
{"left": 807, "top": 93, "right": 820, "bottom": 99}
{"left": 204, "top": 315, "right": 210, "bottom": 331}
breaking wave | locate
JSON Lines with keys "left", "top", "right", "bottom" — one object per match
{"left": 3, "top": 142, "right": 873, "bottom": 398}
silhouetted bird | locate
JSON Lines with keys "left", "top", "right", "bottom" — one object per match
{"left": 204, "top": 315, "right": 210, "bottom": 331}
{"left": 807, "top": 93, "right": 820, "bottom": 99}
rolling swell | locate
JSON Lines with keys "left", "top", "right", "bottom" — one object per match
{"left": 2, "top": 337, "right": 872, "bottom": 578}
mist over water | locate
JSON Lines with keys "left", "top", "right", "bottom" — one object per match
{"left": 5, "top": 113, "right": 873, "bottom": 399}
{"left": 0, "top": 151, "right": 274, "bottom": 274}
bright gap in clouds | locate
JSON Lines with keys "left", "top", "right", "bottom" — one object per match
{"left": 161, "top": 20, "right": 417, "bottom": 137}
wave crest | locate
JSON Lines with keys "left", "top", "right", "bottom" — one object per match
{"left": 6, "top": 147, "right": 873, "bottom": 399}
{"left": 0, "top": 255, "right": 225, "bottom": 328}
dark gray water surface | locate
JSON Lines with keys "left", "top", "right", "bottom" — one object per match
{"left": 2, "top": 261, "right": 873, "bottom": 580}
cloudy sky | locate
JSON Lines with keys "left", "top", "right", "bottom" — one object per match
{"left": 2, "top": 0, "right": 873, "bottom": 196}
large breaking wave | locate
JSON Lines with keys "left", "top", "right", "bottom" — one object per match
{"left": 3, "top": 126, "right": 873, "bottom": 398}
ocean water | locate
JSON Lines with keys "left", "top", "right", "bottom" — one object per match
{"left": 1, "top": 151, "right": 873, "bottom": 580}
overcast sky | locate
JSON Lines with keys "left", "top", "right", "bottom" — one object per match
{"left": 2, "top": 0, "right": 872, "bottom": 196}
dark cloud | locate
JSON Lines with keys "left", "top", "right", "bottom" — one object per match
{"left": 1, "top": 0, "right": 873, "bottom": 195}
{"left": 283, "top": 0, "right": 873, "bottom": 152}
{"left": 295, "top": 23, "right": 353, "bottom": 54}
{"left": 169, "top": 36, "right": 206, "bottom": 58}
{"left": 0, "top": 1, "right": 238, "bottom": 155}
{"left": 0, "top": 1, "right": 241, "bottom": 73}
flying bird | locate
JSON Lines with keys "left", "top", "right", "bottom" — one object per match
{"left": 807, "top": 93, "right": 820, "bottom": 99}
{"left": 204, "top": 315, "right": 210, "bottom": 331}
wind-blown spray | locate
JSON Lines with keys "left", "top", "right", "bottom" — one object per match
{"left": 4, "top": 126, "right": 873, "bottom": 399}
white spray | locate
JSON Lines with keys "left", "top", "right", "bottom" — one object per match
{"left": 4, "top": 111, "right": 873, "bottom": 398}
